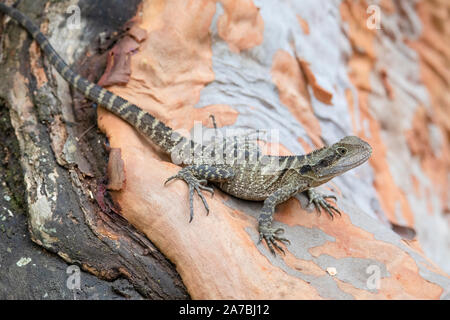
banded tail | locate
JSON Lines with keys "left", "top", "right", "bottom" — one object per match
{"left": 0, "top": 3, "right": 191, "bottom": 154}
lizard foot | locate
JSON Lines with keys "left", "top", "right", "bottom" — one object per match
{"left": 307, "top": 189, "right": 341, "bottom": 219}
{"left": 258, "top": 224, "right": 291, "bottom": 255}
{"left": 164, "top": 168, "right": 214, "bottom": 222}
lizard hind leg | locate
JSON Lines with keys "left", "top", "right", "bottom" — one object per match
{"left": 164, "top": 165, "right": 234, "bottom": 222}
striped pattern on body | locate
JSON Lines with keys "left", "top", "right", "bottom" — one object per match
{"left": 0, "top": 3, "right": 191, "bottom": 154}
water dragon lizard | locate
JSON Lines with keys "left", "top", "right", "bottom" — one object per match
{"left": 0, "top": 3, "right": 372, "bottom": 255}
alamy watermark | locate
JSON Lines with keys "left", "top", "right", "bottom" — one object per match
{"left": 366, "top": 4, "right": 381, "bottom": 30}
{"left": 366, "top": 264, "right": 381, "bottom": 290}
{"left": 66, "top": 5, "right": 81, "bottom": 30}
{"left": 66, "top": 265, "right": 81, "bottom": 290}
{"left": 168, "top": 121, "right": 286, "bottom": 174}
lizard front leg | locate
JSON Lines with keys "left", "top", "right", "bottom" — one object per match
{"left": 258, "top": 183, "right": 303, "bottom": 255}
{"left": 306, "top": 189, "right": 341, "bottom": 219}
{"left": 164, "top": 164, "right": 234, "bottom": 222}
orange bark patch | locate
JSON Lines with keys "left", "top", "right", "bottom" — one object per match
{"left": 99, "top": 0, "right": 217, "bottom": 133}
{"left": 379, "top": 0, "right": 396, "bottom": 14}
{"left": 296, "top": 14, "right": 309, "bottom": 35}
{"left": 345, "top": 88, "right": 358, "bottom": 131}
{"left": 411, "top": 175, "right": 420, "bottom": 197}
{"left": 347, "top": 54, "right": 372, "bottom": 92}
{"left": 98, "top": 36, "right": 140, "bottom": 87}
{"left": 195, "top": 104, "right": 239, "bottom": 128}
{"left": 128, "top": 26, "right": 148, "bottom": 43}
{"left": 341, "top": 0, "right": 415, "bottom": 227}
{"left": 425, "top": 188, "right": 433, "bottom": 214}
{"left": 168, "top": 104, "right": 239, "bottom": 133}
{"left": 297, "top": 136, "right": 314, "bottom": 154}
{"left": 405, "top": 107, "right": 434, "bottom": 158}
{"left": 107, "top": 148, "right": 126, "bottom": 191}
{"left": 404, "top": 106, "right": 448, "bottom": 202}
{"left": 379, "top": 68, "right": 394, "bottom": 100}
{"left": 217, "top": 0, "right": 264, "bottom": 53}
{"left": 340, "top": 0, "right": 376, "bottom": 59}
{"left": 29, "top": 42, "right": 48, "bottom": 88}
{"left": 406, "top": 1, "right": 450, "bottom": 212}
{"left": 271, "top": 50, "right": 322, "bottom": 147}
{"left": 298, "top": 58, "right": 333, "bottom": 105}
{"left": 354, "top": 91, "right": 415, "bottom": 227}
{"left": 258, "top": 141, "right": 293, "bottom": 157}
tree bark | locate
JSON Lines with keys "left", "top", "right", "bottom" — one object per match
{"left": 0, "top": 0, "right": 188, "bottom": 300}
{"left": 1, "top": 0, "right": 449, "bottom": 300}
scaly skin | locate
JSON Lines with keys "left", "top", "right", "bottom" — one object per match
{"left": 0, "top": 4, "right": 372, "bottom": 255}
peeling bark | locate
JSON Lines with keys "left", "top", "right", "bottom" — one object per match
{"left": 1, "top": 0, "right": 449, "bottom": 300}
{"left": 0, "top": 0, "right": 188, "bottom": 299}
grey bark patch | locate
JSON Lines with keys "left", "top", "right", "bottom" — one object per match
{"left": 342, "top": 200, "right": 450, "bottom": 298}
{"left": 246, "top": 227, "right": 353, "bottom": 300}
{"left": 283, "top": 225, "right": 335, "bottom": 261}
{"left": 314, "top": 255, "right": 388, "bottom": 293}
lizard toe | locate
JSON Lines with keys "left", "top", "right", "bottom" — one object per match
{"left": 307, "top": 189, "right": 341, "bottom": 220}
{"left": 165, "top": 168, "right": 214, "bottom": 221}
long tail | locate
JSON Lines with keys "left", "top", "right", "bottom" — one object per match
{"left": 0, "top": 2, "right": 191, "bottom": 154}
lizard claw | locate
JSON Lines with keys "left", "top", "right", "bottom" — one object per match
{"left": 307, "top": 189, "right": 341, "bottom": 219}
{"left": 258, "top": 224, "right": 290, "bottom": 256}
{"left": 164, "top": 168, "right": 214, "bottom": 222}
{"left": 197, "top": 179, "right": 215, "bottom": 197}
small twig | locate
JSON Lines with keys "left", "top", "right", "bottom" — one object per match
{"left": 76, "top": 123, "right": 96, "bottom": 141}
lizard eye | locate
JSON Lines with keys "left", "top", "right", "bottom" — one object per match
{"left": 337, "top": 147, "right": 347, "bottom": 156}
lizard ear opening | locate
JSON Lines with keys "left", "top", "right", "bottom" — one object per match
{"left": 300, "top": 165, "right": 312, "bottom": 174}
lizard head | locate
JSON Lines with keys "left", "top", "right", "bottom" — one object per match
{"left": 298, "top": 136, "right": 372, "bottom": 186}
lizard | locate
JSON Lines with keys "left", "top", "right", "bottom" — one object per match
{"left": 0, "top": 3, "right": 372, "bottom": 255}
